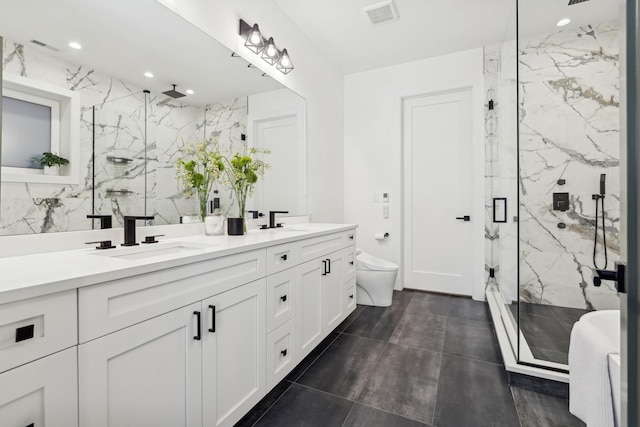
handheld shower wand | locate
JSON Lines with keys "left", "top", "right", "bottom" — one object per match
{"left": 592, "top": 173, "right": 608, "bottom": 269}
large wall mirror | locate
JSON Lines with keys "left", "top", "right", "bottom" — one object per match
{"left": 0, "top": 0, "right": 307, "bottom": 235}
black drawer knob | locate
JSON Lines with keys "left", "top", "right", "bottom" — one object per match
{"left": 280, "top": 295, "right": 287, "bottom": 302}
{"left": 16, "top": 324, "right": 35, "bottom": 343}
{"left": 349, "top": 294, "right": 354, "bottom": 299}
{"left": 281, "top": 349, "right": 287, "bottom": 357}
{"left": 281, "top": 254, "right": 288, "bottom": 261}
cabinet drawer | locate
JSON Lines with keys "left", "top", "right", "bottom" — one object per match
{"left": 344, "top": 279, "right": 356, "bottom": 315}
{"left": 0, "top": 347, "right": 78, "bottom": 427}
{"left": 266, "top": 242, "right": 300, "bottom": 275}
{"left": 0, "top": 290, "right": 77, "bottom": 374}
{"left": 79, "top": 249, "right": 266, "bottom": 343}
{"left": 266, "top": 269, "right": 296, "bottom": 333}
{"left": 266, "top": 319, "right": 296, "bottom": 390}
{"left": 343, "top": 230, "right": 356, "bottom": 248}
{"left": 343, "top": 247, "right": 356, "bottom": 281}
{"left": 299, "top": 232, "right": 345, "bottom": 264}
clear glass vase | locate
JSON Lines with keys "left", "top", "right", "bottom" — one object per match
{"left": 204, "top": 210, "right": 225, "bottom": 235}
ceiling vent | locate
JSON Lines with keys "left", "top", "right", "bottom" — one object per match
{"left": 30, "top": 39, "right": 59, "bottom": 52}
{"left": 363, "top": 1, "right": 399, "bottom": 26}
{"left": 568, "top": 0, "right": 590, "bottom": 5}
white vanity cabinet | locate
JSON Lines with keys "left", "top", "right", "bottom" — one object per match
{"left": 78, "top": 302, "right": 203, "bottom": 427}
{"left": 0, "top": 290, "right": 78, "bottom": 427}
{"left": 202, "top": 279, "right": 266, "bottom": 427}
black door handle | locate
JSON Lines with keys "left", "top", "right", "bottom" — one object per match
{"left": 193, "top": 311, "right": 201, "bottom": 340}
{"left": 208, "top": 305, "right": 216, "bottom": 333}
{"left": 456, "top": 216, "right": 471, "bottom": 221}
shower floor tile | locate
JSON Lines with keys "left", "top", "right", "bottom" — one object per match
{"left": 240, "top": 291, "right": 580, "bottom": 427}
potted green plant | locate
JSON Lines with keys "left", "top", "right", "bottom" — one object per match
{"left": 216, "top": 139, "right": 269, "bottom": 235}
{"left": 31, "top": 152, "right": 69, "bottom": 175}
{"left": 175, "top": 140, "right": 224, "bottom": 223}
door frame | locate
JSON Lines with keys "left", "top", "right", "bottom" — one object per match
{"left": 391, "top": 73, "right": 486, "bottom": 300}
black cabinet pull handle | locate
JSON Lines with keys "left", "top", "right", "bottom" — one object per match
{"left": 327, "top": 258, "right": 331, "bottom": 274}
{"left": 348, "top": 235, "right": 354, "bottom": 240}
{"left": 15, "top": 324, "right": 35, "bottom": 343}
{"left": 281, "top": 254, "right": 288, "bottom": 261}
{"left": 281, "top": 349, "right": 287, "bottom": 357}
{"left": 322, "top": 260, "right": 327, "bottom": 276}
{"left": 193, "top": 311, "right": 201, "bottom": 340}
{"left": 455, "top": 215, "right": 471, "bottom": 221}
{"left": 208, "top": 305, "right": 216, "bottom": 333}
{"left": 280, "top": 295, "right": 287, "bottom": 302}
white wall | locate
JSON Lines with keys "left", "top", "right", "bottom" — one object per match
{"left": 344, "top": 48, "right": 486, "bottom": 299}
{"left": 157, "top": 0, "right": 345, "bottom": 223}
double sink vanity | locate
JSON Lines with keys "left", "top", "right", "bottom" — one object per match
{"left": 0, "top": 223, "right": 357, "bottom": 427}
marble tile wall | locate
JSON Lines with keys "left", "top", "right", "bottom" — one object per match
{"left": 518, "top": 23, "right": 620, "bottom": 310}
{"left": 1, "top": 38, "right": 246, "bottom": 234}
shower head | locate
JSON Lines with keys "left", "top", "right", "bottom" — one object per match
{"left": 162, "top": 84, "right": 186, "bottom": 99}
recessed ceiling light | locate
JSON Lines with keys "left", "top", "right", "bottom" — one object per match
{"left": 68, "top": 42, "right": 82, "bottom": 50}
{"left": 144, "top": 72, "right": 154, "bottom": 78}
{"left": 557, "top": 18, "right": 571, "bottom": 27}
{"left": 185, "top": 89, "right": 194, "bottom": 95}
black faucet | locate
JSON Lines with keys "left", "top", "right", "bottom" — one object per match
{"left": 247, "top": 210, "right": 263, "bottom": 219}
{"left": 269, "top": 211, "right": 289, "bottom": 228}
{"left": 87, "top": 214, "right": 112, "bottom": 229}
{"left": 122, "top": 216, "right": 154, "bottom": 246}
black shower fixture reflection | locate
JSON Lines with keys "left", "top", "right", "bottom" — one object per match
{"left": 592, "top": 173, "right": 608, "bottom": 269}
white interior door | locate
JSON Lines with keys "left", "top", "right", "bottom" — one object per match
{"left": 402, "top": 89, "right": 474, "bottom": 295}
{"left": 252, "top": 114, "right": 305, "bottom": 215}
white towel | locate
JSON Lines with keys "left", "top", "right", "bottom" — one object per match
{"left": 569, "top": 310, "right": 620, "bottom": 427}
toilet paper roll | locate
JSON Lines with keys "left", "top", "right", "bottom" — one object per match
{"left": 374, "top": 233, "right": 387, "bottom": 240}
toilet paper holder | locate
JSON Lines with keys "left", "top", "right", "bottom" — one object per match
{"left": 375, "top": 232, "right": 390, "bottom": 240}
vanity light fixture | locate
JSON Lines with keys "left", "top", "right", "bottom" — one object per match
{"left": 261, "top": 37, "right": 279, "bottom": 65}
{"left": 242, "top": 22, "right": 265, "bottom": 54}
{"left": 144, "top": 71, "right": 154, "bottom": 78}
{"left": 68, "top": 41, "right": 82, "bottom": 50}
{"left": 276, "top": 48, "right": 294, "bottom": 75}
{"left": 557, "top": 18, "right": 571, "bottom": 27}
{"left": 239, "top": 19, "right": 294, "bottom": 75}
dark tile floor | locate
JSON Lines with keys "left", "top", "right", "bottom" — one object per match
{"left": 237, "top": 291, "right": 584, "bottom": 427}
{"left": 510, "top": 302, "right": 589, "bottom": 365}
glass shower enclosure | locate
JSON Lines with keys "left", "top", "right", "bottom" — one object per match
{"left": 487, "top": 0, "right": 621, "bottom": 372}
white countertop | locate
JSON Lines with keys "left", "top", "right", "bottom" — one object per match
{"left": 0, "top": 223, "right": 357, "bottom": 304}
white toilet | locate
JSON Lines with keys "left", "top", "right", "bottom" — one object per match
{"left": 355, "top": 248, "right": 399, "bottom": 307}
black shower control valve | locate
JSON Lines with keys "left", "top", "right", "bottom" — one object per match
{"left": 142, "top": 235, "right": 164, "bottom": 244}
{"left": 557, "top": 179, "right": 566, "bottom": 185}
{"left": 557, "top": 223, "right": 566, "bottom": 229}
{"left": 552, "top": 193, "right": 570, "bottom": 211}
{"left": 85, "top": 240, "right": 116, "bottom": 250}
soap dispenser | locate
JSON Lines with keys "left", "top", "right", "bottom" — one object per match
{"left": 205, "top": 194, "right": 225, "bottom": 236}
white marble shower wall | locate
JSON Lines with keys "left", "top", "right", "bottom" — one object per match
{"left": 518, "top": 23, "right": 620, "bottom": 310}
{"left": 1, "top": 38, "right": 246, "bottom": 234}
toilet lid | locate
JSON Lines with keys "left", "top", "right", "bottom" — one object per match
{"left": 356, "top": 251, "right": 398, "bottom": 271}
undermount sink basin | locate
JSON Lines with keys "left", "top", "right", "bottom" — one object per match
{"left": 91, "top": 241, "right": 213, "bottom": 260}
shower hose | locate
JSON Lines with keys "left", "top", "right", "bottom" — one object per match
{"left": 593, "top": 195, "right": 608, "bottom": 269}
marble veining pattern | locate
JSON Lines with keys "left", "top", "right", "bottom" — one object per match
{"left": 518, "top": 23, "right": 620, "bottom": 310}
{"left": 1, "top": 38, "right": 246, "bottom": 234}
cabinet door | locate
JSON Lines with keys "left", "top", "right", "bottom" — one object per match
{"left": 323, "top": 252, "right": 345, "bottom": 332}
{"left": 296, "top": 259, "right": 324, "bottom": 359}
{"left": 0, "top": 347, "right": 78, "bottom": 427}
{"left": 202, "top": 279, "right": 266, "bottom": 427}
{"left": 79, "top": 303, "right": 202, "bottom": 427}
